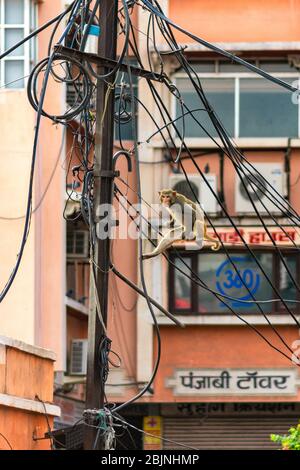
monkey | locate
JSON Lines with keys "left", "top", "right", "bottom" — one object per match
{"left": 142, "top": 189, "right": 221, "bottom": 260}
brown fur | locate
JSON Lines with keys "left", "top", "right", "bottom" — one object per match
{"left": 143, "top": 189, "right": 220, "bottom": 259}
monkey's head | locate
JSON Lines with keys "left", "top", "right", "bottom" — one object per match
{"left": 158, "top": 189, "right": 177, "bottom": 206}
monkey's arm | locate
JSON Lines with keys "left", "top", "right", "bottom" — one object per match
{"left": 159, "top": 206, "right": 175, "bottom": 228}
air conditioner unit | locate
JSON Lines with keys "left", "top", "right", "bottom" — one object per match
{"left": 67, "top": 230, "right": 89, "bottom": 258}
{"left": 169, "top": 173, "right": 218, "bottom": 214}
{"left": 235, "top": 162, "right": 286, "bottom": 215}
{"left": 70, "top": 339, "right": 88, "bottom": 376}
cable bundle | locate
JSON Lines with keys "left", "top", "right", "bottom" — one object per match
{"left": 1, "top": 0, "right": 300, "bottom": 449}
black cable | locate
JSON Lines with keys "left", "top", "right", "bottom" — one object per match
{"left": 149, "top": 14, "right": 300, "bottom": 327}
{"left": 114, "top": 5, "right": 300, "bottom": 358}
{"left": 0, "top": 432, "right": 13, "bottom": 451}
{"left": 116, "top": 178, "right": 300, "bottom": 305}
{"left": 141, "top": 0, "right": 300, "bottom": 93}
{"left": 112, "top": 413, "right": 199, "bottom": 451}
{"left": 0, "top": 127, "right": 66, "bottom": 221}
{"left": 113, "top": 8, "right": 162, "bottom": 412}
{"left": 148, "top": 1, "right": 300, "bottom": 225}
{"left": 132, "top": 18, "right": 300, "bottom": 328}
{"left": 114, "top": 183, "right": 295, "bottom": 363}
{"left": 0, "top": 1, "right": 83, "bottom": 303}
{"left": 0, "top": 0, "right": 77, "bottom": 61}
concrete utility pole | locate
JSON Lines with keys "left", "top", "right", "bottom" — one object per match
{"left": 84, "top": 0, "right": 118, "bottom": 450}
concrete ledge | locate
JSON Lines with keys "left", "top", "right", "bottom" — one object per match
{"left": 151, "top": 138, "right": 300, "bottom": 149}
{"left": 65, "top": 296, "right": 88, "bottom": 315}
{"left": 155, "top": 41, "right": 300, "bottom": 53}
{"left": 155, "top": 314, "right": 300, "bottom": 326}
{"left": 0, "top": 335, "right": 56, "bottom": 362}
{"left": 0, "top": 393, "right": 61, "bottom": 417}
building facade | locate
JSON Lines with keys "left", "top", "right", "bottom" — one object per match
{"left": 1, "top": 0, "right": 300, "bottom": 450}
{"left": 131, "top": 0, "right": 300, "bottom": 450}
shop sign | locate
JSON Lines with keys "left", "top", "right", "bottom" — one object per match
{"left": 207, "top": 227, "right": 299, "bottom": 246}
{"left": 143, "top": 416, "right": 162, "bottom": 451}
{"left": 166, "top": 368, "right": 300, "bottom": 396}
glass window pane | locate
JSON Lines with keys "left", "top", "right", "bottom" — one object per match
{"left": 5, "top": 0, "right": 24, "bottom": 24}
{"left": 239, "top": 78, "right": 298, "bottom": 137}
{"left": 176, "top": 78, "right": 235, "bottom": 138}
{"left": 198, "top": 252, "right": 273, "bottom": 314}
{"left": 75, "top": 232, "right": 85, "bottom": 255}
{"left": 5, "top": 60, "right": 24, "bottom": 88}
{"left": 174, "top": 257, "right": 192, "bottom": 311}
{"left": 188, "top": 62, "right": 216, "bottom": 73}
{"left": 5, "top": 28, "right": 24, "bottom": 56}
{"left": 279, "top": 255, "right": 297, "bottom": 310}
{"left": 219, "top": 60, "right": 256, "bottom": 73}
{"left": 259, "top": 61, "right": 297, "bottom": 73}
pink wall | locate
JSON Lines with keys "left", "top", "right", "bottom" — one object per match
{"left": 108, "top": 155, "right": 138, "bottom": 382}
{"left": 34, "top": 1, "right": 66, "bottom": 370}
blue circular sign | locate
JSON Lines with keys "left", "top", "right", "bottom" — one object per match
{"left": 215, "top": 256, "right": 260, "bottom": 308}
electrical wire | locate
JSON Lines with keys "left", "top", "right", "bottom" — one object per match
{"left": 0, "top": 127, "right": 66, "bottom": 221}
{"left": 112, "top": 414, "right": 199, "bottom": 451}
{"left": 112, "top": 20, "right": 162, "bottom": 413}
{"left": 114, "top": 183, "right": 295, "bottom": 363}
{"left": 0, "top": 432, "right": 13, "bottom": 451}
{"left": 126, "top": 10, "right": 298, "bottom": 330}
{"left": 3, "top": 0, "right": 300, "bottom": 439}
{"left": 140, "top": 0, "right": 300, "bottom": 93}
{"left": 0, "top": 1, "right": 85, "bottom": 303}
{"left": 0, "top": 0, "right": 77, "bottom": 61}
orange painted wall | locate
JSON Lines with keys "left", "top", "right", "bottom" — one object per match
{"left": 152, "top": 325, "right": 300, "bottom": 403}
{"left": 170, "top": 0, "right": 300, "bottom": 43}
{"left": 0, "top": 343, "right": 57, "bottom": 450}
{"left": 3, "top": 348, "right": 53, "bottom": 402}
{"left": 0, "top": 407, "right": 53, "bottom": 451}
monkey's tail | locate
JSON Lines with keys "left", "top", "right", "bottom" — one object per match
{"left": 211, "top": 241, "right": 221, "bottom": 251}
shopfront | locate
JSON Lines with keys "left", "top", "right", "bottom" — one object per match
{"left": 161, "top": 402, "right": 300, "bottom": 450}
{"left": 169, "top": 226, "right": 300, "bottom": 316}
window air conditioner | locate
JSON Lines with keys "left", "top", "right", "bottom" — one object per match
{"left": 169, "top": 173, "right": 218, "bottom": 214}
{"left": 70, "top": 339, "right": 88, "bottom": 376}
{"left": 235, "top": 162, "right": 287, "bottom": 215}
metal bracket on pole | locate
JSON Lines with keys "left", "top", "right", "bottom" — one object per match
{"left": 53, "top": 45, "right": 165, "bottom": 82}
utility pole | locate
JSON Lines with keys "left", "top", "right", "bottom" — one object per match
{"left": 84, "top": 0, "right": 118, "bottom": 450}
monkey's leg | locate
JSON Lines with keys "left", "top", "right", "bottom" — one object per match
{"left": 193, "top": 220, "right": 205, "bottom": 250}
{"left": 143, "top": 227, "right": 184, "bottom": 260}
{"left": 203, "top": 223, "right": 221, "bottom": 251}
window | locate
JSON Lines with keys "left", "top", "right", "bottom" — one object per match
{"left": 176, "top": 77, "right": 235, "bottom": 138}
{"left": 67, "top": 230, "right": 89, "bottom": 258}
{"left": 169, "top": 250, "right": 299, "bottom": 315}
{"left": 175, "top": 59, "right": 299, "bottom": 138}
{"left": 0, "top": 0, "right": 31, "bottom": 89}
